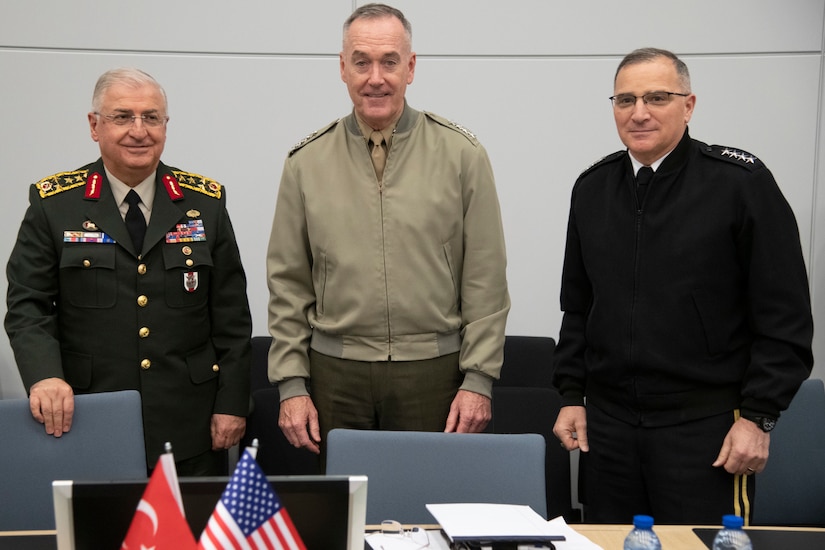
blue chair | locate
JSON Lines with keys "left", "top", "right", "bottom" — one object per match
{"left": 326, "top": 429, "right": 547, "bottom": 524}
{"left": 0, "top": 390, "right": 147, "bottom": 530}
{"left": 752, "top": 378, "right": 825, "bottom": 526}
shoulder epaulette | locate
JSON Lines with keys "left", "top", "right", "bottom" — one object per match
{"left": 171, "top": 170, "right": 222, "bottom": 199}
{"left": 579, "top": 150, "right": 625, "bottom": 179}
{"left": 702, "top": 144, "right": 764, "bottom": 171}
{"left": 423, "top": 112, "right": 479, "bottom": 145}
{"left": 35, "top": 169, "right": 89, "bottom": 198}
{"left": 288, "top": 119, "right": 340, "bottom": 157}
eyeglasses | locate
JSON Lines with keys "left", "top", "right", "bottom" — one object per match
{"left": 95, "top": 112, "right": 168, "bottom": 127}
{"left": 609, "top": 91, "right": 690, "bottom": 109}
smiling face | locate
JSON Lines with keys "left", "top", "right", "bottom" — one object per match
{"left": 88, "top": 82, "right": 167, "bottom": 186}
{"left": 613, "top": 57, "right": 695, "bottom": 165}
{"left": 340, "top": 15, "right": 416, "bottom": 130}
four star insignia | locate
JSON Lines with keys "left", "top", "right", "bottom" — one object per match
{"left": 721, "top": 147, "right": 756, "bottom": 164}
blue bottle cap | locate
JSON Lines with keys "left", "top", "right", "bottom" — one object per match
{"left": 721, "top": 514, "right": 744, "bottom": 529}
{"left": 633, "top": 515, "right": 655, "bottom": 529}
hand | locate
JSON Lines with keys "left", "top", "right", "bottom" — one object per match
{"left": 713, "top": 417, "right": 770, "bottom": 475}
{"left": 211, "top": 414, "right": 246, "bottom": 450}
{"left": 553, "top": 405, "right": 589, "bottom": 452}
{"left": 444, "top": 390, "right": 491, "bottom": 433}
{"left": 29, "top": 378, "right": 74, "bottom": 437}
{"left": 278, "top": 396, "right": 321, "bottom": 454}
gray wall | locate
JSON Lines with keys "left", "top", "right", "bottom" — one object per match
{"left": 1, "top": 0, "right": 824, "bottom": 403}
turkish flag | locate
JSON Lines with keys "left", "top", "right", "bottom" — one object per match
{"left": 121, "top": 451, "right": 197, "bottom": 550}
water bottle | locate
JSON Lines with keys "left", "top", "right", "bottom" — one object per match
{"left": 623, "top": 515, "right": 662, "bottom": 550}
{"left": 711, "top": 514, "right": 753, "bottom": 550}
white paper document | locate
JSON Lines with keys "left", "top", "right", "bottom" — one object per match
{"left": 544, "top": 516, "right": 605, "bottom": 549}
{"left": 425, "top": 503, "right": 566, "bottom": 544}
{"left": 364, "top": 514, "right": 603, "bottom": 550}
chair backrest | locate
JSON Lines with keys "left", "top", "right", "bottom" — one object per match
{"left": 488, "top": 386, "right": 574, "bottom": 521}
{"left": 498, "top": 336, "right": 555, "bottom": 388}
{"left": 752, "top": 378, "right": 825, "bottom": 526}
{"left": 325, "top": 429, "right": 547, "bottom": 524}
{"left": 240, "top": 386, "right": 321, "bottom": 475}
{"left": 250, "top": 335, "right": 274, "bottom": 394}
{"left": 0, "top": 390, "right": 147, "bottom": 530}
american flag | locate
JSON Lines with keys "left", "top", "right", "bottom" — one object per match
{"left": 198, "top": 449, "right": 306, "bottom": 550}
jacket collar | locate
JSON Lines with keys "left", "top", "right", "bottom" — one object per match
{"left": 654, "top": 127, "right": 692, "bottom": 175}
{"left": 343, "top": 101, "right": 420, "bottom": 137}
{"left": 82, "top": 159, "right": 187, "bottom": 257}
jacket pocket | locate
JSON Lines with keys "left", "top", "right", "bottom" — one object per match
{"left": 59, "top": 245, "right": 117, "bottom": 308}
{"left": 314, "top": 251, "right": 328, "bottom": 317}
{"left": 162, "top": 242, "right": 213, "bottom": 308}
{"left": 186, "top": 343, "right": 219, "bottom": 384}
{"left": 692, "top": 287, "right": 733, "bottom": 356}
{"left": 442, "top": 242, "right": 460, "bottom": 310}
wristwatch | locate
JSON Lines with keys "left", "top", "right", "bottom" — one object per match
{"left": 742, "top": 415, "right": 776, "bottom": 432}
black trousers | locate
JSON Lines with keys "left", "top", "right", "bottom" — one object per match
{"left": 309, "top": 350, "right": 463, "bottom": 450}
{"left": 581, "top": 403, "right": 755, "bottom": 524}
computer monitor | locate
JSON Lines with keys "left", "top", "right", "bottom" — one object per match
{"left": 53, "top": 475, "right": 367, "bottom": 550}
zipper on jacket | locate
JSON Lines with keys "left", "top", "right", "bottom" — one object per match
{"left": 375, "top": 129, "right": 396, "bottom": 360}
{"left": 377, "top": 147, "right": 392, "bottom": 360}
{"left": 630, "top": 182, "right": 645, "bottom": 370}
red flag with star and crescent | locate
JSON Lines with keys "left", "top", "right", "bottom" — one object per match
{"left": 121, "top": 449, "right": 197, "bottom": 550}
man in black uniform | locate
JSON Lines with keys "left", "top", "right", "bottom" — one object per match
{"left": 5, "top": 68, "right": 252, "bottom": 475}
{"left": 552, "top": 48, "right": 813, "bottom": 523}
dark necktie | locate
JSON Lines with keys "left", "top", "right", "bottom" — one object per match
{"left": 124, "top": 189, "right": 146, "bottom": 252}
{"left": 636, "top": 166, "right": 654, "bottom": 206}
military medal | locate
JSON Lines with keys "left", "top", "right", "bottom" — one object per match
{"left": 184, "top": 271, "right": 199, "bottom": 292}
{"left": 64, "top": 230, "right": 114, "bottom": 243}
{"left": 166, "top": 220, "right": 206, "bottom": 243}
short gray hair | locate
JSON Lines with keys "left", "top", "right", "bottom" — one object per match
{"left": 343, "top": 3, "right": 412, "bottom": 49}
{"left": 615, "top": 47, "right": 691, "bottom": 92}
{"left": 91, "top": 68, "right": 168, "bottom": 113}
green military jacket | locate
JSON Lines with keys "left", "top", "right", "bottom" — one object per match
{"left": 5, "top": 159, "right": 252, "bottom": 463}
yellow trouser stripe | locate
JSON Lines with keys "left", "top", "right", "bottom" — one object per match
{"left": 732, "top": 409, "right": 753, "bottom": 525}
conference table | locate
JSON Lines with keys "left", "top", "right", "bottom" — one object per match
{"left": 573, "top": 523, "right": 825, "bottom": 549}
{"left": 576, "top": 523, "right": 704, "bottom": 548}
{"left": 4, "top": 524, "right": 825, "bottom": 549}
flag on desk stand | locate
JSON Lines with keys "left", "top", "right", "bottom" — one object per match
{"left": 198, "top": 440, "right": 307, "bottom": 550}
{"left": 121, "top": 442, "right": 197, "bottom": 550}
